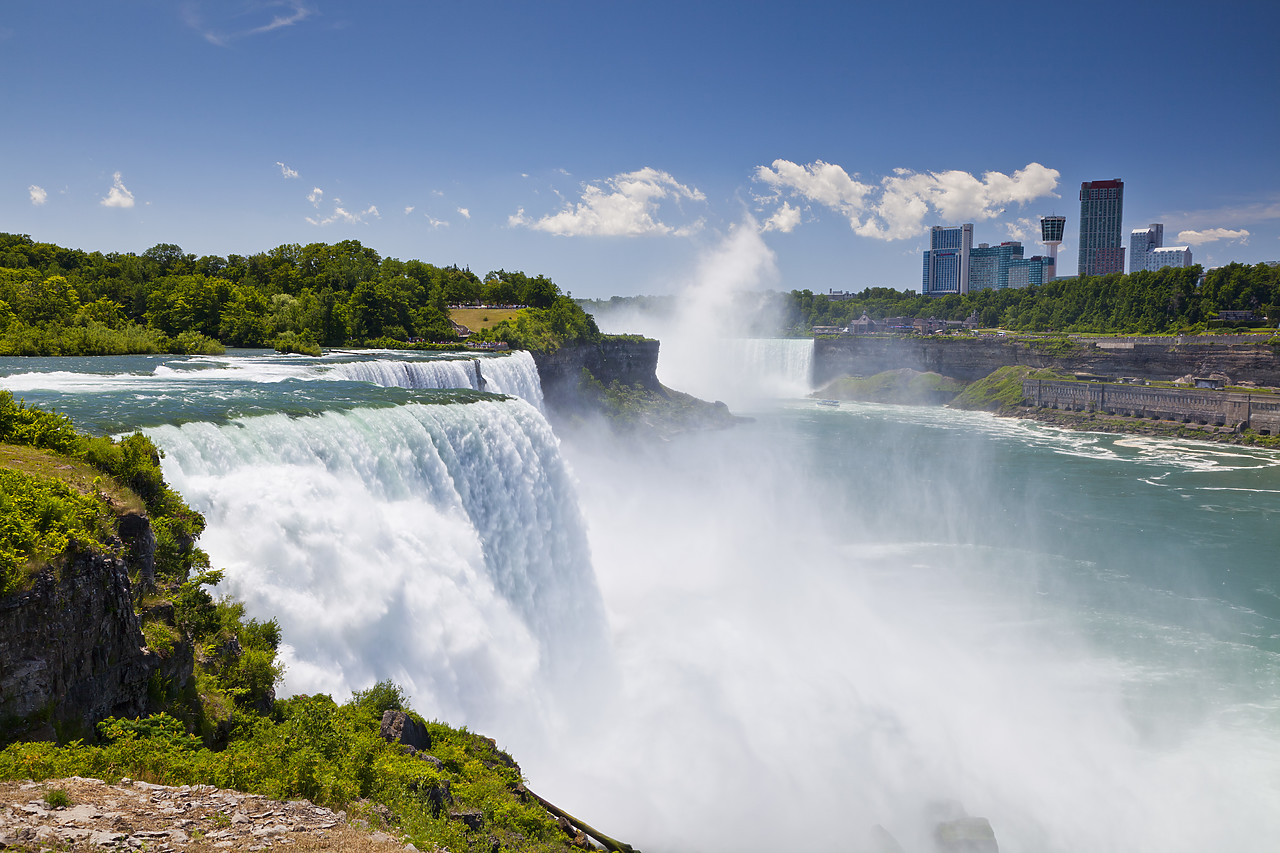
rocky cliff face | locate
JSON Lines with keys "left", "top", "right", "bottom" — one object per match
{"left": 531, "top": 339, "right": 662, "bottom": 413}
{"left": 0, "top": 542, "right": 157, "bottom": 743}
{"left": 815, "top": 337, "right": 1280, "bottom": 386}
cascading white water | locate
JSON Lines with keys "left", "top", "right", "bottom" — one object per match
{"left": 325, "top": 351, "right": 544, "bottom": 409}
{"left": 150, "top": 396, "right": 607, "bottom": 733}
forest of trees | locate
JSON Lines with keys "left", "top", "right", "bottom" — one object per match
{"left": 784, "top": 262, "right": 1280, "bottom": 336}
{"left": 0, "top": 234, "right": 587, "bottom": 356}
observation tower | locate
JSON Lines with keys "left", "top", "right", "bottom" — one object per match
{"left": 1040, "top": 215, "right": 1065, "bottom": 279}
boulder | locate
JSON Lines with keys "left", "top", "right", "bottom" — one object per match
{"left": 380, "top": 710, "right": 431, "bottom": 752}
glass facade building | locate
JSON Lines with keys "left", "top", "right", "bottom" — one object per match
{"left": 1078, "top": 179, "right": 1125, "bottom": 276}
{"left": 969, "top": 242, "right": 1024, "bottom": 291}
{"left": 1006, "top": 256, "right": 1056, "bottom": 288}
{"left": 921, "top": 224, "right": 973, "bottom": 295}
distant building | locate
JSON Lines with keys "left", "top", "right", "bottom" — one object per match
{"left": 1129, "top": 223, "right": 1164, "bottom": 273}
{"left": 1149, "top": 245, "right": 1194, "bottom": 270}
{"left": 1078, "top": 179, "right": 1125, "bottom": 276}
{"left": 922, "top": 224, "right": 973, "bottom": 295}
{"left": 1040, "top": 216, "right": 1065, "bottom": 278}
{"left": 969, "top": 242, "right": 1024, "bottom": 291}
{"left": 1006, "top": 256, "right": 1056, "bottom": 288}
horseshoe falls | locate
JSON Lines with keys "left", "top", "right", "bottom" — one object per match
{"left": 3, "top": 348, "right": 1280, "bottom": 853}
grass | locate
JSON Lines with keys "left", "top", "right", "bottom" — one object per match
{"left": 0, "top": 443, "right": 145, "bottom": 515}
{"left": 449, "top": 308, "right": 526, "bottom": 335}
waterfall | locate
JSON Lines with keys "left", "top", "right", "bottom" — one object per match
{"left": 326, "top": 351, "right": 544, "bottom": 409}
{"left": 148, "top": 396, "right": 606, "bottom": 728}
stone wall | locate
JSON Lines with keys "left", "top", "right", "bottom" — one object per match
{"left": 815, "top": 337, "right": 1280, "bottom": 387}
{"left": 531, "top": 338, "right": 661, "bottom": 413}
{"left": 0, "top": 544, "right": 157, "bottom": 742}
{"left": 1023, "top": 379, "right": 1280, "bottom": 433}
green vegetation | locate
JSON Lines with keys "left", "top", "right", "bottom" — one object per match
{"left": 472, "top": 296, "right": 602, "bottom": 353}
{"left": 42, "top": 787, "right": 72, "bottom": 808}
{"left": 950, "top": 366, "right": 1067, "bottom": 413}
{"left": 575, "top": 368, "right": 738, "bottom": 436}
{"left": 817, "top": 369, "right": 966, "bottom": 406}
{"left": 0, "top": 234, "right": 596, "bottom": 355}
{"left": 784, "top": 262, "right": 1280, "bottom": 335}
{"left": 0, "top": 688, "right": 583, "bottom": 853}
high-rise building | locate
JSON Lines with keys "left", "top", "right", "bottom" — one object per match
{"left": 1150, "top": 245, "right": 1194, "bottom": 269}
{"left": 1129, "top": 223, "right": 1164, "bottom": 273}
{"left": 1006, "top": 256, "right": 1056, "bottom": 288}
{"left": 1078, "top": 179, "right": 1125, "bottom": 276}
{"left": 922, "top": 224, "right": 973, "bottom": 295}
{"left": 969, "top": 241, "right": 1024, "bottom": 291}
{"left": 1039, "top": 215, "right": 1065, "bottom": 279}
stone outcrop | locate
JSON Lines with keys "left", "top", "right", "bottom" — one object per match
{"left": 531, "top": 339, "right": 662, "bottom": 413}
{"left": 0, "top": 776, "right": 418, "bottom": 851}
{"left": 0, "top": 544, "right": 157, "bottom": 743}
{"left": 815, "top": 337, "right": 1280, "bottom": 387}
{"left": 379, "top": 710, "right": 431, "bottom": 752}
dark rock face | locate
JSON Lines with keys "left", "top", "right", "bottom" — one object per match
{"left": 531, "top": 339, "right": 662, "bottom": 413}
{"left": 380, "top": 710, "right": 431, "bottom": 752}
{"left": 0, "top": 545, "right": 157, "bottom": 743}
{"left": 815, "top": 337, "right": 1280, "bottom": 387}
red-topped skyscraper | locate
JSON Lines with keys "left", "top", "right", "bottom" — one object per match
{"left": 1078, "top": 179, "right": 1125, "bottom": 276}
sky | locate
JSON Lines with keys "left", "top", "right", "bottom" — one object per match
{"left": 2, "top": 0, "right": 1278, "bottom": 298}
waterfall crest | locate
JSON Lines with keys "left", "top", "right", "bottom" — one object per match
{"left": 326, "top": 351, "right": 544, "bottom": 408}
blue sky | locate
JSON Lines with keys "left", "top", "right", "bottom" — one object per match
{"left": 3, "top": 0, "right": 1278, "bottom": 298}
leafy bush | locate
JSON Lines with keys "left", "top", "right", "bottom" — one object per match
{"left": 0, "top": 467, "right": 104, "bottom": 595}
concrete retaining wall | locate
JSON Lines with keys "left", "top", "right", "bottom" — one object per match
{"left": 1023, "top": 379, "right": 1280, "bottom": 434}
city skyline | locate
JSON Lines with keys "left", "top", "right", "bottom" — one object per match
{"left": 2, "top": 1, "right": 1277, "bottom": 298}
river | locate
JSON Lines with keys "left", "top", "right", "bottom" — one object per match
{"left": 2, "top": 347, "right": 1278, "bottom": 852}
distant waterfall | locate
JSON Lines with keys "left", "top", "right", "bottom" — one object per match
{"left": 148, "top": 396, "right": 605, "bottom": 725}
{"left": 656, "top": 337, "right": 815, "bottom": 408}
{"left": 326, "top": 351, "right": 544, "bottom": 409}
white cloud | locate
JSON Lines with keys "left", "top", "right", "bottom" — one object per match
{"left": 754, "top": 159, "right": 1060, "bottom": 241}
{"left": 510, "top": 167, "right": 706, "bottom": 237}
{"left": 277, "top": 161, "right": 299, "bottom": 179}
{"left": 28, "top": 185, "right": 47, "bottom": 206}
{"left": 306, "top": 201, "right": 379, "bottom": 227}
{"left": 425, "top": 215, "right": 449, "bottom": 228}
{"left": 100, "top": 172, "right": 135, "bottom": 208}
{"left": 186, "top": 1, "right": 313, "bottom": 47}
{"left": 457, "top": 207, "right": 470, "bottom": 219}
{"left": 1005, "top": 217, "right": 1037, "bottom": 243}
{"left": 307, "top": 187, "right": 323, "bottom": 207}
{"left": 762, "top": 202, "right": 802, "bottom": 233}
{"left": 1177, "top": 227, "right": 1251, "bottom": 246}
{"left": 404, "top": 206, "right": 415, "bottom": 215}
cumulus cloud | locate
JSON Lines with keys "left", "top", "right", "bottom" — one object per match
{"left": 100, "top": 172, "right": 135, "bottom": 208}
{"left": 307, "top": 187, "right": 324, "bottom": 207}
{"left": 762, "top": 202, "right": 802, "bottom": 233}
{"left": 1177, "top": 227, "right": 1251, "bottom": 246}
{"left": 457, "top": 207, "right": 470, "bottom": 219}
{"left": 754, "top": 159, "right": 1060, "bottom": 241}
{"left": 277, "top": 161, "right": 299, "bottom": 179}
{"left": 510, "top": 167, "right": 706, "bottom": 237}
{"left": 28, "top": 185, "right": 47, "bottom": 206}
{"left": 185, "top": 0, "right": 313, "bottom": 47}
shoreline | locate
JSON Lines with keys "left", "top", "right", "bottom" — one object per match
{"left": 999, "top": 404, "right": 1280, "bottom": 447}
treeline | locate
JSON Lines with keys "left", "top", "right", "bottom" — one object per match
{"left": 787, "top": 262, "right": 1280, "bottom": 334}
{"left": 0, "top": 234, "right": 589, "bottom": 355}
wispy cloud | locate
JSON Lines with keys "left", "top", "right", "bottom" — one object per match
{"left": 404, "top": 205, "right": 415, "bottom": 215}
{"left": 754, "top": 159, "right": 1060, "bottom": 241}
{"left": 457, "top": 207, "right": 471, "bottom": 220}
{"left": 277, "top": 161, "right": 299, "bottom": 179}
{"left": 1178, "top": 227, "right": 1251, "bottom": 246}
{"left": 307, "top": 187, "right": 324, "bottom": 207}
{"left": 306, "top": 200, "right": 380, "bottom": 227}
{"left": 184, "top": 1, "right": 313, "bottom": 47}
{"left": 510, "top": 167, "right": 706, "bottom": 237}
{"left": 100, "top": 172, "right": 135, "bottom": 208}
{"left": 28, "top": 185, "right": 47, "bottom": 206}
{"left": 425, "top": 215, "right": 449, "bottom": 229}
